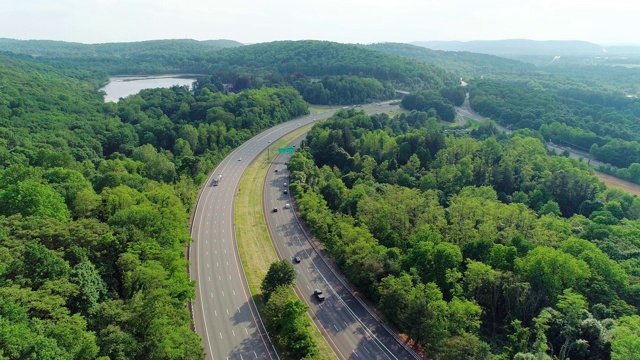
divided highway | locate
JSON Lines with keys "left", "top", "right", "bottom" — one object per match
{"left": 190, "top": 113, "right": 329, "bottom": 360}
{"left": 189, "top": 102, "right": 408, "bottom": 360}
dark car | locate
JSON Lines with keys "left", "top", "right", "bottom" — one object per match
{"left": 275, "top": 169, "right": 278, "bottom": 172}
{"left": 314, "top": 289, "right": 325, "bottom": 301}
{"left": 294, "top": 256, "right": 301, "bottom": 263}
{"left": 284, "top": 189, "right": 288, "bottom": 194}
{"left": 272, "top": 207, "right": 278, "bottom": 213}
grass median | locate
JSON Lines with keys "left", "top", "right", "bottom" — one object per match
{"left": 234, "top": 122, "right": 336, "bottom": 360}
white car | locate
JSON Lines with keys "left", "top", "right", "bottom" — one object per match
{"left": 284, "top": 203, "right": 291, "bottom": 209}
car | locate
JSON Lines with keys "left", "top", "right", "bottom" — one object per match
{"left": 275, "top": 168, "right": 278, "bottom": 173}
{"left": 238, "top": 158, "right": 242, "bottom": 161}
{"left": 268, "top": 140, "right": 272, "bottom": 143}
{"left": 284, "top": 203, "right": 291, "bottom": 209}
{"left": 272, "top": 207, "right": 278, "bottom": 212}
{"left": 314, "top": 289, "right": 325, "bottom": 301}
{"left": 283, "top": 182, "right": 287, "bottom": 187}
{"left": 294, "top": 256, "right": 301, "bottom": 263}
{"left": 284, "top": 189, "right": 288, "bottom": 194}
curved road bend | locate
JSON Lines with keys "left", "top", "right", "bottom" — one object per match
{"left": 263, "top": 127, "right": 420, "bottom": 358}
{"left": 190, "top": 114, "right": 327, "bottom": 360}
{"left": 190, "top": 103, "right": 397, "bottom": 360}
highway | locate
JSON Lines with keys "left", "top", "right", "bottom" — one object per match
{"left": 190, "top": 113, "right": 328, "bottom": 360}
{"left": 189, "top": 102, "right": 403, "bottom": 360}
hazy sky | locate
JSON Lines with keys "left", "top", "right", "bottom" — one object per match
{"left": 1, "top": 0, "right": 638, "bottom": 45}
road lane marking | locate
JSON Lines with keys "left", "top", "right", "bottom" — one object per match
{"left": 334, "top": 324, "right": 339, "bottom": 331}
{"left": 222, "top": 291, "right": 225, "bottom": 297}
{"left": 245, "top": 328, "right": 249, "bottom": 335}
{"left": 215, "top": 310, "right": 217, "bottom": 316}
{"left": 227, "top": 309, "right": 229, "bottom": 315}
{"left": 353, "top": 350, "right": 359, "bottom": 358}
{"left": 233, "top": 290, "right": 236, "bottom": 296}
{"left": 232, "top": 330, "right": 236, "bottom": 337}
{"left": 220, "top": 332, "right": 223, "bottom": 339}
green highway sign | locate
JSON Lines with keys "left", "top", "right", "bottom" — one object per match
{"left": 278, "top": 147, "right": 295, "bottom": 153}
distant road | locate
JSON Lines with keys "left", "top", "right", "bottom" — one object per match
{"left": 456, "top": 93, "right": 606, "bottom": 167}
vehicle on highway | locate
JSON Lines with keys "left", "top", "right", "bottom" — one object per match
{"left": 212, "top": 174, "right": 222, "bottom": 186}
{"left": 238, "top": 157, "right": 242, "bottom": 161}
{"left": 275, "top": 168, "right": 278, "bottom": 172}
{"left": 272, "top": 207, "right": 278, "bottom": 212}
{"left": 314, "top": 289, "right": 325, "bottom": 301}
{"left": 294, "top": 256, "right": 301, "bottom": 263}
{"left": 284, "top": 189, "right": 288, "bottom": 194}
{"left": 284, "top": 203, "right": 291, "bottom": 209}
{"left": 284, "top": 182, "right": 287, "bottom": 187}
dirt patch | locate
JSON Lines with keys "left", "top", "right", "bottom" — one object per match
{"left": 595, "top": 170, "right": 640, "bottom": 196}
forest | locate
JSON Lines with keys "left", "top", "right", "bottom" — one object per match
{"left": 288, "top": 109, "right": 640, "bottom": 359}
{"left": 0, "top": 53, "right": 308, "bottom": 359}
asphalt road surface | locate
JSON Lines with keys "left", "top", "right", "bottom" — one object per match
{"left": 190, "top": 103, "right": 401, "bottom": 360}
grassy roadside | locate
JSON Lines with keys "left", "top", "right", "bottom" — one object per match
{"left": 234, "top": 123, "right": 336, "bottom": 360}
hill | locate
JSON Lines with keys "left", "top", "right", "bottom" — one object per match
{"left": 366, "top": 42, "right": 534, "bottom": 77}
{"left": 412, "top": 39, "right": 603, "bottom": 56}
{"left": 0, "top": 38, "right": 242, "bottom": 58}
{"left": 412, "top": 39, "right": 606, "bottom": 65}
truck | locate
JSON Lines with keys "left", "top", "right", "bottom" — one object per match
{"left": 212, "top": 174, "right": 222, "bottom": 186}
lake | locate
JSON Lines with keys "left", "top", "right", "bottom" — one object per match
{"left": 100, "top": 76, "right": 198, "bottom": 102}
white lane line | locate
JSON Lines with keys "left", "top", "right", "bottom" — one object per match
{"left": 216, "top": 262, "right": 219, "bottom": 267}
{"left": 228, "top": 275, "right": 232, "bottom": 280}
{"left": 206, "top": 263, "right": 209, "bottom": 268}
{"left": 306, "top": 285, "right": 311, "bottom": 291}
{"left": 208, "top": 276, "right": 210, "bottom": 282}
{"left": 353, "top": 350, "right": 359, "bottom": 358}
{"left": 226, "top": 261, "right": 229, "bottom": 266}
{"left": 245, "top": 328, "right": 249, "bottom": 335}
{"left": 232, "top": 330, "right": 236, "bottom": 337}
{"left": 254, "top": 351, "right": 258, "bottom": 358}
{"left": 233, "top": 290, "right": 236, "bottom": 296}
{"left": 220, "top": 332, "right": 223, "bottom": 339}
{"left": 227, "top": 309, "right": 229, "bottom": 315}
{"left": 333, "top": 324, "right": 339, "bottom": 331}
{"left": 215, "top": 310, "right": 217, "bottom": 316}
{"left": 238, "top": 307, "right": 241, "bottom": 313}
{"left": 222, "top": 291, "right": 225, "bottom": 297}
